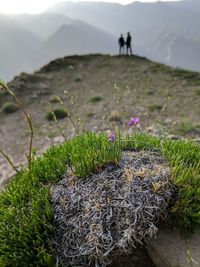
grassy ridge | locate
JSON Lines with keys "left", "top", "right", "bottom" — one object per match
{"left": 0, "top": 133, "right": 200, "bottom": 266}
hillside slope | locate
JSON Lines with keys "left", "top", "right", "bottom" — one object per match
{"left": 2, "top": 0, "right": 200, "bottom": 81}
{"left": 0, "top": 54, "right": 200, "bottom": 189}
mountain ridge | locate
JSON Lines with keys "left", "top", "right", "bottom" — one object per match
{"left": 1, "top": 0, "right": 200, "bottom": 81}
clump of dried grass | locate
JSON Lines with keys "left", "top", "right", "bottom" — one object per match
{"left": 51, "top": 150, "right": 176, "bottom": 267}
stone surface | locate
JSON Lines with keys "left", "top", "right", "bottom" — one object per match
{"left": 147, "top": 228, "right": 200, "bottom": 267}
{"left": 109, "top": 248, "right": 155, "bottom": 267}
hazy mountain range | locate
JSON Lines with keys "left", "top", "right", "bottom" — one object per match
{"left": 1, "top": 0, "right": 200, "bottom": 81}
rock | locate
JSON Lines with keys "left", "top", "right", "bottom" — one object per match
{"left": 53, "top": 136, "right": 65, "bottom": 144}
{"left": 109, "top": 248, "right": 155, "bottom": 267}
{"left": 147, "top": 228, "right": 200, "bottom": 267}
{"left": 68, "top": 65, "right": 74, "bottom": 70}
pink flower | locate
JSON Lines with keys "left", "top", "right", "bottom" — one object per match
{"left": 108, "top": 131, "right": 115, "bottom": 142}
{"left": 128, "top": 117, "right": 140, "bottom": 126}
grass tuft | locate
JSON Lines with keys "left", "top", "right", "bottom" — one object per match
{"left": 2, "top": 102, "right": 19, "bottom": 113}
{"left": 148, "top": 104, "right": 163, "bottom": 112}
{"left": 86, "top": 112, "right": 95, "bottom": 118}
{"left": 46, "top": 108, "right": 68, "bottom": 121}
{"left": 74, "top": 75, "right": 83, "bottom": 82}
{"left": 89, "top": 96, "right": 103, "bottom": 103}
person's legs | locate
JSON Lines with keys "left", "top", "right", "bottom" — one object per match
{"left": 130, "top": 46, "right": 133, "bottom": 56}
{"left": 122, "top": 45, "right": 124, "bottom": 55}
{"left": 119, "top": 46, "right": 121, "bottom": 55}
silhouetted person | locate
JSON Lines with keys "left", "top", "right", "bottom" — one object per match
{"left": 126, "top": 32, "right": 132, "bottom": 56}
{"left": 118, "top": 34, "right": 125, "bottom": 55}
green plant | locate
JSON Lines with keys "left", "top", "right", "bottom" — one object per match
{"left": 89, "top": 96, "right": 103, "bottom": 103}
{"left": 75, "top": 75, "right": 82, "bottom": 82}
{"left": 52, "top": 95, "right": 79, "bottom": 135}
{"left": 46, "top": 108, "right": 68, "bottom": 121}
{"left": 0, "top": 132, "right": 122, "bottom": 266}
{"left": 0, "top": 148, "right": 19, "bottom": 173}
{"left": 2, "top": 102, "right": 19, "bottom": 113}
{"left": 148, "top": 103, "right": 163, "bottom": 112}
{"left": 0, "top": 131, "right": 200, "bottom": 266}
{"left": 86, "top": 112, "right": 95, "bottom": 118}
{"left": 66, "top": 132, "right": 121, "bottom": 178}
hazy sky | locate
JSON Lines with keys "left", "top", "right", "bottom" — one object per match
{"left": 0, "top": 0, "right": 178, "bottom": 14}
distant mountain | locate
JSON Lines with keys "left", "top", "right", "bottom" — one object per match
{"left": 0, "top": 15, "right": 42, "bottom": 81}
{"left": 47, "top": 0, "right": 200, "bottom": 70}
{"left": 7, "top": 13, "right": 73, "bottom": 40}
{"left": 1, "top": 0, "right": 200, "bottom": 82}
{"left": 0, "top": 13, "right": 116, "bottom": 81}
{"left": 40, "top": 21, "right": 116, "bottom": 62}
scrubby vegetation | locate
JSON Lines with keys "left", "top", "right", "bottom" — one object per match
{"left": 148, "top": 104, "right": 163, "bottom": 112}
{"left": 0, "top": 132, "right": 200, "bottom": 266}
{"left": 74, "top": 75, "right": 83, "bottom": 82}
{"left": 1, "top": 56, "right": 200, "bottom": 266}
{"left": 2, "top": 102, "right": 19, "bottom": 113}
{"left": 46, "top": 108, "right": 68, "bottom": 121}
{"left": 86, "top": 112, "right": 95, "bottom": 118}
{"left": 89, "top": 96, "right": 103, "bottom": 103}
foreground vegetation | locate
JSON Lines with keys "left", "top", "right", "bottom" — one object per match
{"left": 0, "top": 56, "right": 200, "bottom": 265}
{"left": 0, "top": 132, "right": 200, "bottom": 266}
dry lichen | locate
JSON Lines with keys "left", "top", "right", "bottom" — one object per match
{"left": 51, "top": 150, "right": 177, "bottom": 267}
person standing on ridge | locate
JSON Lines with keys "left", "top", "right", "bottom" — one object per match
{"left": 118, "top": 34, "right": 125, "bottom": 55}
{"left": 126, "top": 32, "right": 133, "bottom": 56}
